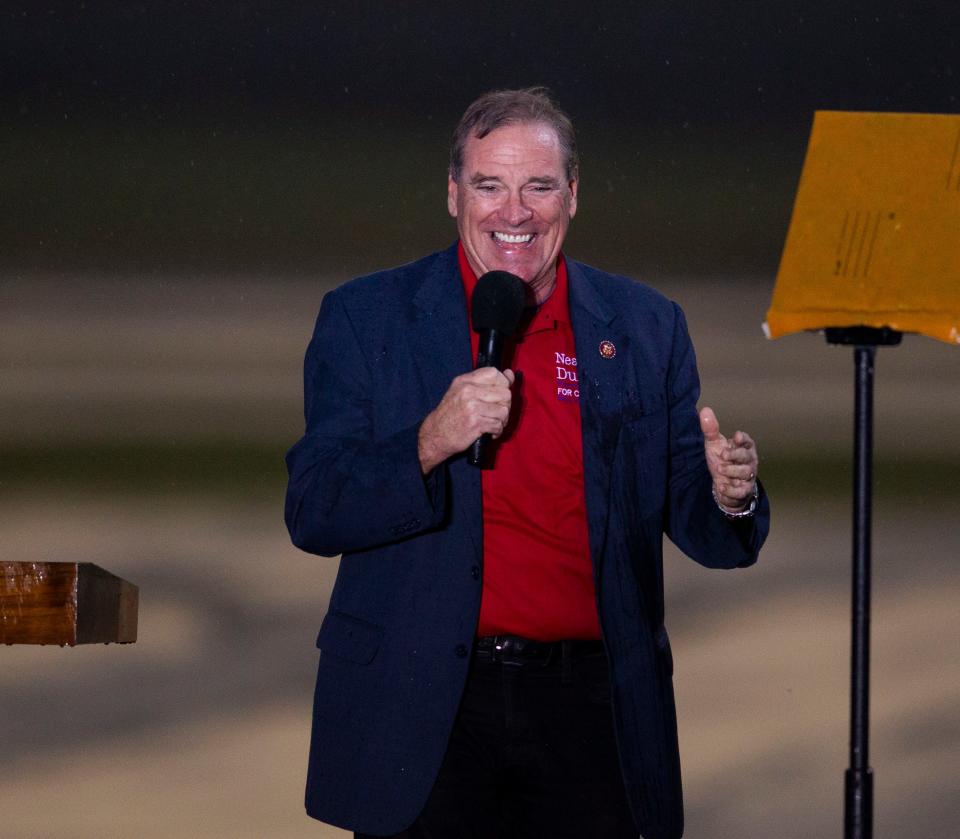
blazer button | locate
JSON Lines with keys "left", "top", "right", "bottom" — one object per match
{"left": 470, "top": 565, "right": 480, "bottom": 580}
{"left": 455, "top": 644, "right": 468, "bottom": 658}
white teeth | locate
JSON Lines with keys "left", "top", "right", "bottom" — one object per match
{"left": 493, "top": 232, "right": 534, "bottom": 244}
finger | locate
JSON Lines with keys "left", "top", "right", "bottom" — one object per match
{"left": 461, "top": 383, "right": 514, "bottom": 404}
{"left": 699, "top": 406, "right": 722, "bottom": 443}
{"left": 480, "top": 405, "right": 511, "bottom": 438}
{"left": 722, "top": 481, "right": 755, "bottom": 499}
{"left": 717, "top": 462, "right": 757, "bottom": 481}
{"left": 459, "top": 407, "right": 506, "bottom": 440}
{"left": 721, "top": 446, "right": 757, "bottom": 465}
{"left": 472, "top": 368, "right": 513, "bottom": 388}
{"left": 463, "top": 366, "right": 505, "bottom": 385}
{"left": 474, "top": 400, "right": 511, "bottom": 421}
{"left": 731, "top": 430, "right": 755, "bottom": 449}
{"left": 465, "top": 396, "right": 511, "bottom": 434}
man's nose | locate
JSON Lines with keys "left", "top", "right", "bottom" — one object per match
{"left": 500, "top": 191, "right": 534, "bottom": 226}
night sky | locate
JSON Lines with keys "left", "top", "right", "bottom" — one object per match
{"left": 3, "top": 2, "right": 958, "bottom": 275}
{"left": 6, "top": 3, "right": 959, "bottom": 122}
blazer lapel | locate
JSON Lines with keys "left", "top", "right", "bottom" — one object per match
{"left": 568, "top": 261, "right": 628, "bottom": 566}
{"left": 411, "top": 245, "right": 482, "bottom": 558}
{"left": 412, "top": 246, "right": 474, "bottom": 403}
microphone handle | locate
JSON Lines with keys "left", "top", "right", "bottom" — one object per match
{"left": 467, "top": 329, "right": 504, "bottom": 468}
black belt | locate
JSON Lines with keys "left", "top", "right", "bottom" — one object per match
{"left": 474, "top": 634, "right": 605, "bottom": 667}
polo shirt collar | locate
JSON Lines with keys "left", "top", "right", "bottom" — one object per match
{"left": 456, "top": 241, "right": 570, "bottom": 338}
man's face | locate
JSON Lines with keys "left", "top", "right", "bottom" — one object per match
{"left": 448, "top": 121, "right": 578, "bottom": 304}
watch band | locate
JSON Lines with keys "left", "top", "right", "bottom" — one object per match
{"left": 712, "top": 482, "right": 758, "bottom": 518}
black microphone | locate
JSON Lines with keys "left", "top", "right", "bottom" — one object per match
{"left": 468, "top": 270, "right": 526, "bottom": 468}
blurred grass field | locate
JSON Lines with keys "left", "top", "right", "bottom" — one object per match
{"left": 3, "top": 269, "right": 958, "bottom": 838}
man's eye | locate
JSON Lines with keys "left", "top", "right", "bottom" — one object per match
{"left": 476, "top": 184, "right": 498, "bottom": 193}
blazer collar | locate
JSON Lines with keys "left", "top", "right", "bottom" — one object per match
{"left": 568, "top": 260, "right": 628, "bottom": 567}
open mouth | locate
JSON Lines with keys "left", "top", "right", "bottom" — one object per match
{"left": 492, "top": 231, "right": 535, "bottom": 245}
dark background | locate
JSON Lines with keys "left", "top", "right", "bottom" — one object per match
{"left": 4, "top": 2, "right": 958, "bottom": 277}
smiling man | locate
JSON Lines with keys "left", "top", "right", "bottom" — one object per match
{"left": 448, "top": 119, "right": 577, "bottom": 304}
{"left": 286, "top": 88, "right": 770, "bottom": 839}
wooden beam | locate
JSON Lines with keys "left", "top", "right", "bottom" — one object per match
{"left": 1, "top": 562, "right": 138, "bottom": 646}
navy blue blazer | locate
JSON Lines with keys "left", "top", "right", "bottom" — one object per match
{"left": 285, "top": 244, "right": 769, "bottom": 839}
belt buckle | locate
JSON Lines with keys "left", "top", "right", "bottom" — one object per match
{"left": 479, "top": 635, "right": 557, "bottom": 667}
{"left": 505, "top": 635, "right": 554, "bottom": 667}
{"left": 492, "top": 636, "right": 519, "bottom": 666}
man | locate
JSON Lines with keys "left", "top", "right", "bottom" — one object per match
{"left": 285, "top": 88, "right": 769, "bottom": 839}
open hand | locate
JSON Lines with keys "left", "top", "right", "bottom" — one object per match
{"left": 699, "top": 406, "right": 759, "bottom": 512}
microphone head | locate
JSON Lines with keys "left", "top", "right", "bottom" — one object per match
{"left": 471, "top": 271, "right": 527, "bottom": 335}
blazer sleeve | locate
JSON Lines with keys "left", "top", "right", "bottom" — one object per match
{"left": 284, "top": 289, "right": 447, "bottom": 557}
{"left": 662, "top": 302, "right": 770, "bottom": 568}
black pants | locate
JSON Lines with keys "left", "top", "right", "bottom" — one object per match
{"left": 358, "top": 641, "right": 638, "bottom": 839}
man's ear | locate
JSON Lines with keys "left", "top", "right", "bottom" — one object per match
{"left": 447, "top": 175, "right": 458, "bottom": 218}
{"left": 568, "top": 177, "right": 578, "bottom": 219}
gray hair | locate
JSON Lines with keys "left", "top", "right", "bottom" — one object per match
{"left": 449, "top": 87, "right": 579, "bottom": 183}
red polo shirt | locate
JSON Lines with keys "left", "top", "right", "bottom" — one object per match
{"left": 458, "top": 243, "right": 601, "bottom": 641}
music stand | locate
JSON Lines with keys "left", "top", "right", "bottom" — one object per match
{"left": 765, "top": 110, "right": 960, "bottom": 839}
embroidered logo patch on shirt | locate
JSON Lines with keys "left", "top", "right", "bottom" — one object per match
{"left": 555, "top": 351, "right": 579, "bottom": 402}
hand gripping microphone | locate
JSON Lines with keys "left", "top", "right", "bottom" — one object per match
{"left": 468, "top": 270, "right": 527, "bottom": 468}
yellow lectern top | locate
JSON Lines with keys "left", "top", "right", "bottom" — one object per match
{"left": 765, "top": 110, "right": 960, "bottom": 344}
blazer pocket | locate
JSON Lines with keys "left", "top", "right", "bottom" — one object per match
{"left": 316, "top": 609, "right": 384, "bottom": 664}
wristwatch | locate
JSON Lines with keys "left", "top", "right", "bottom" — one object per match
{"left": 712, "top": 482, "right": 758, "bottom": 519}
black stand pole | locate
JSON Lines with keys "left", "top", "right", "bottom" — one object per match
{"left": 846, "top": 343, "right": 875, "bottom": 839}
{"left": 825, "top": 326, "right": 901, "bottom": 839}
